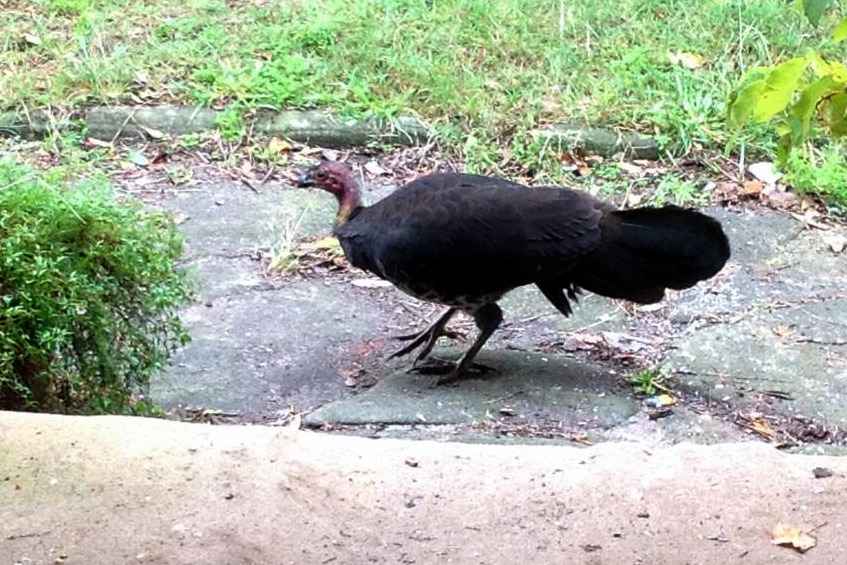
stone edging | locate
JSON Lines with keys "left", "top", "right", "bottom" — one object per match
{"left": 0, "top": 106, "right": 658, "bottom": 159}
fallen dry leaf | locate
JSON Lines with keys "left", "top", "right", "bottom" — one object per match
{"left": 618, "top": 161, "right": 643, "bottom": 176}
{"left": 356, "top": 339, "right": 383, "bottom": 357}
{"left": 736, "top": 412, "right": 776, "bottom": 439}
{"left": 85, "top": 137, "right": 112, "bottom": 148}
{"left": 771, "top": 523, "right": 817, "bottom": 553}
{"left": 763, "top": 190, "right": 799, "bottom": 210}
{"left": 313, "top": 236, "right": 342, "bottom": 250}
{"left": 338, "top": 368, "right": 363, "bottom": 387}
{"left": 772, "top": 324, "right": 792, "bottom": 339}
{"left": 644, "top": 394, "right": 677, "bottom": 408}
{"left": 668, "top": 51, "right": 705, "bottom": 69}
{"left": 364, "top": 160, "right": 389, "bottom": 176}
{"left": 739, "top": 180, "right": 764, "bottom": 197}
{"left": 540, "top": 97, "right": 562, "bottom": 114}
{"left": 268, "top": 137, "right": 293, "bottom": 155}
{"left": 299, "top": 146, "right": 325, "bottom": 157}
{"left": 560, "top": 152, "right": 592, "bottom": 176}
{"left": 320, "top": 149, "right": 340, "bottom": 161}
{"left": 790, "top": 210, "right": 829, "bottom": 230}
{"left": 750, "top": 419, "right": 775, "bottom": 438}
{"left": 140, "top": 126, "right": 166, "bottom": 140}
{"left": 656, "top": 394, "right": 676, "bottom": 407}
{"left": 351, "top": 278, "right": 393, "bottom": 289}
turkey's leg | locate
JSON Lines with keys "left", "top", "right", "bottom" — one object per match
{"left": 389, "top": 307, "right": 458, "bottom": 362}
{"left": 411, "top": 303, "right": 503, "bottom": 386}
{"left": 435, "top": 303, "right": 503, "bottom": 385}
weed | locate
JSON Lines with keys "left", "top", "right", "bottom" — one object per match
{"left": 782, "top": 143, "right": 847, "bottom": 209}
{"left": 649, "top": 176, "right": 709, "bottom": 206}
{"left": 266, "top": 210, "right": 308, "bottom": 273}
{"left": 215, "top": 106, "right": 245, "bottom": 141}
{"left": 628, "top": 367, "right": 674, "bottom": 396}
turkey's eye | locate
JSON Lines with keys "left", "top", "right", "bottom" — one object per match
{"left": 315, "top": 171, "right": 327, "bottom": 180}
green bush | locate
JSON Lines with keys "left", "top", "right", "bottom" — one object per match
{"left": 0, "top": 159, "right": 193, "bottom": 413}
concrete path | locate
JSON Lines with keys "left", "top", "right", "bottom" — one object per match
{"left": 2, "top": 411, "right": 846, "bottom": 565}
{"left": 148, "top": 173, "right": 847, "bottom": 449}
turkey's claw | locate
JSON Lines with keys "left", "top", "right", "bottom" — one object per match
{"left": 388, "top": 308, "right": 459, "bottom": 363}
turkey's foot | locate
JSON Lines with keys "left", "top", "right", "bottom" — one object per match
{"left": 393, "top": 328, "right": 463, "bottom": 343}
{"left": 388, "top": 308, "right": 459, "bottom": 363}
{"left": 408, "top": 357, "right": 495, "bottom": 387}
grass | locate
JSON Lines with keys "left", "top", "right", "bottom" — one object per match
{"left": 1, "top": 0, "right": 844, "bottom": 189}
{"left": 783, "top": 142, "right": 847, "bottom": 208}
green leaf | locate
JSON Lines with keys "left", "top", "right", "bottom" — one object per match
{"left": 833, "top": 16, "right": 847, "bottom": 43}
{"left": 790, "top": 75, "right": 843, "bottom": 129}
{"left": 753, "top": 57, "right": 809, "bottom": 122}
{"left": 820, "top": 92, "right": 847, "bottom": 135}
{"left": 127, "top": 150, "right": 149, "bottom": 166}
{"left": 804, "top": 0, "right": 833, "bottom": 27}
{"left": 728, "top": 79, "right": 767, "bottom": 127}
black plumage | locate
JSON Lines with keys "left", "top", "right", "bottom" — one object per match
{"left": 298, "top": 161, "right": 730, "bottom": 385}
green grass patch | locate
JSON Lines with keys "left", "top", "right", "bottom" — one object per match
{"left": 1, "top": 0, "right": 844, "bottom": 181}
{"left": 782, "top": 142, "right": 847, "bottom": 208}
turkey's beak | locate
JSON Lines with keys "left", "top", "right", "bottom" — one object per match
{"left": 297, "top": 171, "right": 314, "bottom": 188}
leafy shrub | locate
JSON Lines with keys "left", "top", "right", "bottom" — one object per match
{"left": 728, "top": 0, "right": 847, "bottom": 160}
{"left": 0, "top": 159, "right": 193, "bottom": 412}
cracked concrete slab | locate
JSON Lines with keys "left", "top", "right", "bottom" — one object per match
{"left": 149, "top": 177, "right": 847, "bottom": 448}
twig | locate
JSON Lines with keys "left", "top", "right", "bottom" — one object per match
{"left": 7, "top": 530, "right": 52, "bottom": 541}
{"left": 485, "top": 390, "right": 524, "bottom": 405}
{"left": 240, "top": 176, "right": 260, "bottom": 194}
{"left": 795, "top": 337, "right": 847, "bottom": 346}
{"left": 110, "top": 108, "right": 138, "bottom": 145}
{"left": 808, "top": 521, "right": 828, "bottom": 534}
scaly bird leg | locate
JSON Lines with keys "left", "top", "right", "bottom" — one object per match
{"left": 389, "top": 307, "right": 459, "bottom": 363}
{"left": 412, "top": 304, "right": 503, "bottom": 387}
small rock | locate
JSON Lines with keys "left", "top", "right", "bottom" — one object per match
{"left": 822, "top": 233, "right": 847, "bottom": 254}
{"left": 321, "top": 149, "right": 340, "bottom": 161}
{"left": 813, "top": 467, "right": 833, "bottom": 479}
{"left": 581, "top": 544, "right": 602, "bottom": 552}
{"left": 748, "top": 161, "right": 781, "bottom": 188}
{"left": 404, "top": 458, "right": 419, "bottom": 468}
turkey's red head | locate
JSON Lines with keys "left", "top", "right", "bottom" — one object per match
{"left": 298, "top": 161, "right": 361, "bottom": 224}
